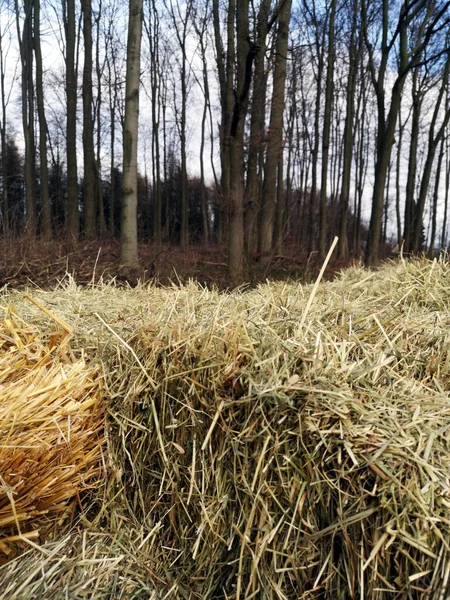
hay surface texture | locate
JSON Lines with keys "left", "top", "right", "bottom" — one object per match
{"left": 1, "top": 257, "right": 450, "bottom": 599}
{"left": 0, "top": 306, "right": 104, "bottom": 560}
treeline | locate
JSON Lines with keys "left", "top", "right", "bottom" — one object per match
{"left": 1, "top": 135, "right": 366, "bottom": 248}
{"left": 1, "top": 1, "right": 450, "bottom": 282}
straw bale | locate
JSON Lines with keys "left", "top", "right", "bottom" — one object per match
{"left": 1, "top": 257, "right": 450, "bottom": 598}
{"left": 0, "top": 305, "right": 105, "bottom": 560}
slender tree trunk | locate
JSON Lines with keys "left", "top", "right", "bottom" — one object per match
{"left": 338, "top": 3, "right": 361, "bottom": 259}
{"left": 441, "top": 135, "right": 450, "bottom": 249}
{"left": 0, "top": 17, "right": 9, "bottom": 236}
{"left": 146, "top": 0, "right": 162, "bottom": 245}
{"left": 259, "top": 0, "right": 292, "bottom": 263}
{"left": 15, "top": 0, "right": 36, "bottom": 236}
{"left": 228, "top": 0, "right": 250, "bottom": 284}
{"left": 395, "top": 106, "right": 404, "bottom": 248}
{"left": 244, "top": 0, "right": 271, "bottom": 255}
{"left": 318, "top": 0, "right": 336, "bottom": 258}
{"left": 429, "top": 134, "right": 445, "bottom": 254}
{"left": 95, "top": 0, "right": 105, "bottom": 236}
{"left": 34, "top": 0, "right": 51, "bottom": 240}
{"left": 193, "top": 2, "right": 211, "bottom": 248}
{"left": 120, "top": 0, "right": 143, "bottom": 273}
{"left": 308, "top": 55, "right": 323, "bottom": 253}
{"left": 213, "top": 0, "right": 234, "bottom": 247}
{"left": 106, "top": 46, "right": 117, "bottom": 233}
{"left": 403, "top": 72, "right": 421, "bottom": 252}
{"left": 273, "top": 157, "right": 284, "bottom": 254}
{"left": 64, "top": 0, "right": 79, "bottom": 241}
{"left": 82, "top": 0, "right": 97, "bottom": 239}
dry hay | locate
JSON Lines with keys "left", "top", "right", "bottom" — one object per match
{"left": 0, "top": 256, "right": 450, "bottom": 598}
{"left": 0, "top": 300, "right": 105, "bottom": 562}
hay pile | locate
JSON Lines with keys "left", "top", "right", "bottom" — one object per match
{"left": 1, "top": 257, "right": 450, "bottom": 599}
{"left": 0, "top": 301, "right": 105, "bottom": 561}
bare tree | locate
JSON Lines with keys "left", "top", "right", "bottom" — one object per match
{"left": 15, "top": 0, "right": 36, "bottom": 236}
{"left": 34, "top": 0, "right": 51, "bottom": 240}
{"left": 338, "top": 0, "right": 363, "bottom": 259}
{"left": 82, "top": 0, "right": 97, "bottom": 238}
{"left": 0, "top": 7, "right": 17, "bottom": 236}
{"left": 362, "top": 0, "right": 450, "bottom": 265}
{"left": 63, "top": 0, "right": 79, "bottom": 241}
{"left": 318, "top": 0, "right": 336, "bottom": 258}
{"left": 165, "top": 0, "right": 194, "bottom": 248}
{"left": 259, "top": 0, "right": 292, "bottom": 263}
{"left": 120, "top": 0, "right": 143, "bottom": 273}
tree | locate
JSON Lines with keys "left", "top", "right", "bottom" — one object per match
{"left": 0, "top": 6, "right": 16, "bottom": 237}
{"left": 412, "top": 51, "right": 450, "bottom": 251}
{"left": 82, "top": 0, "right": 97, "bottom": 238}
{"left": 120, "top": 0, "right": 143, "bottom": 274}
{"left": 63, "top": 0, "right": 79, "bottom": 241}
{"left": 244, "top": 0, "right": 271, "bottom": 254}
{"left": 363, "top": 0, "right": 450, "bottom": 266}
{"left": 259, "top": 0, "right": 292, "bottom": 263}
{"left": 15, "top": 0, "right": 36, "bottom": 236}
{"left": 338, "top": 0, "right": 363, "bottom": 259}
{"left": 318, "top": 0, "right": 336, "bottom": 259}
{"left": 144, "top": 0, "right": 163, "bottom": 245}
{"left": 34, "top": 0, "right": 51, "bottom": 240}
{"left": 165, "top": 0, "right": 194, "bottom": 248}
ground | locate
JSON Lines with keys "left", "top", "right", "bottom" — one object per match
{"left": 0, "top": 238, "right": 361, "bottom": 290}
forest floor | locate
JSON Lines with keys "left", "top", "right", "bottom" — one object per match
{"left": 0, "top": 238, "right": 363, "bottom": 290}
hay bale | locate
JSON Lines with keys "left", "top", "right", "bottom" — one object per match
{"left": 1, "top": 257, "right": 450, "bottom": 598}
{"left": 0, "top": 303, "right": 105, "bottom": 560}
{"left": 102, "top": 257, "right": 450, "bottom": 599}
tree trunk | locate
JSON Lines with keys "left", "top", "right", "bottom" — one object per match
{"left": 318, "top": 0, "right": 336, "bottom": 259}
{"left": 273, "top": 157, "right": 284, "bottom": 254}
{"left": 403, "top": 71, "right": 421, "bottom": 252}
{"left": 441, "top": 135, "right": 450, "bottom": 249}
{"left": 259, "top": 0, "right": 292, "bottom": 263}
{"left": 120, "top": 0, "right": 143, "bottom": 273}
{"left": 338, "top": 2, "right": 361, "bottom": 259}
{"left": 244, "top": 0, "right": 271, "bottom": 255}
{"left": 64, "top": 0, "right": 79, "bottom": 242}
{"left": 429, "top": 134, "right": 445, "bottom": 254}
{"left": 15, "top": 0, "right": 36, "bottom": 236}
{"left": 213, "top": 0, "right": 234, "bottom": 247}
{"left": 82, "top": 0, "right": 97, "bottom": 239}
{"left": 0, "top": 17, "right": 9, "bottom": 236}
{"left": 34, "top": 0, "right": 51, "bottom": 240}
{"left": 228, "top": 0, "right": 250, "bottom": 284}
{"left": 395, "top": 105, "right": 404, "bottom": 248}
{"left": 95, "top": 0, "right": 105, "bottom": 236}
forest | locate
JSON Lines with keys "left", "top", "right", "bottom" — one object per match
{"left": 1, "top": 0, "right": 450, "bottom": 284}
{"left": 3, "top": 2, "right": 450, "bottom": 597}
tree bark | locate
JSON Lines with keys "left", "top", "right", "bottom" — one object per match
{"left": 64, "top": 0, "right": 79, "bottom": 242}
{"left": 244, "top": 0, "right": 271, "bottom": 255}
{"left": 120, "top": 0, "right": 143, "bottom": 273}
{"left": 318, "top": 0, "right": 336, "bottom": 259}
{"left": 34, "top": 0, "right": 51, "bottom": 241}
{"left": 403, "top": 70, "right": 422, "bottom": 252}
{"left": 259, "top": 0, "right": 292, "bottom": 263}
{"left": 338, "top": 0, "right": 361, "bottom": 259}
{"left": 82, "top": 0, "right": 97, "bottom": 239}
{"left": 0, "top": 16, "right": 10, "bottom": 236}
{"left": 15, "top": 0, "right": 36, "bottom": 236}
